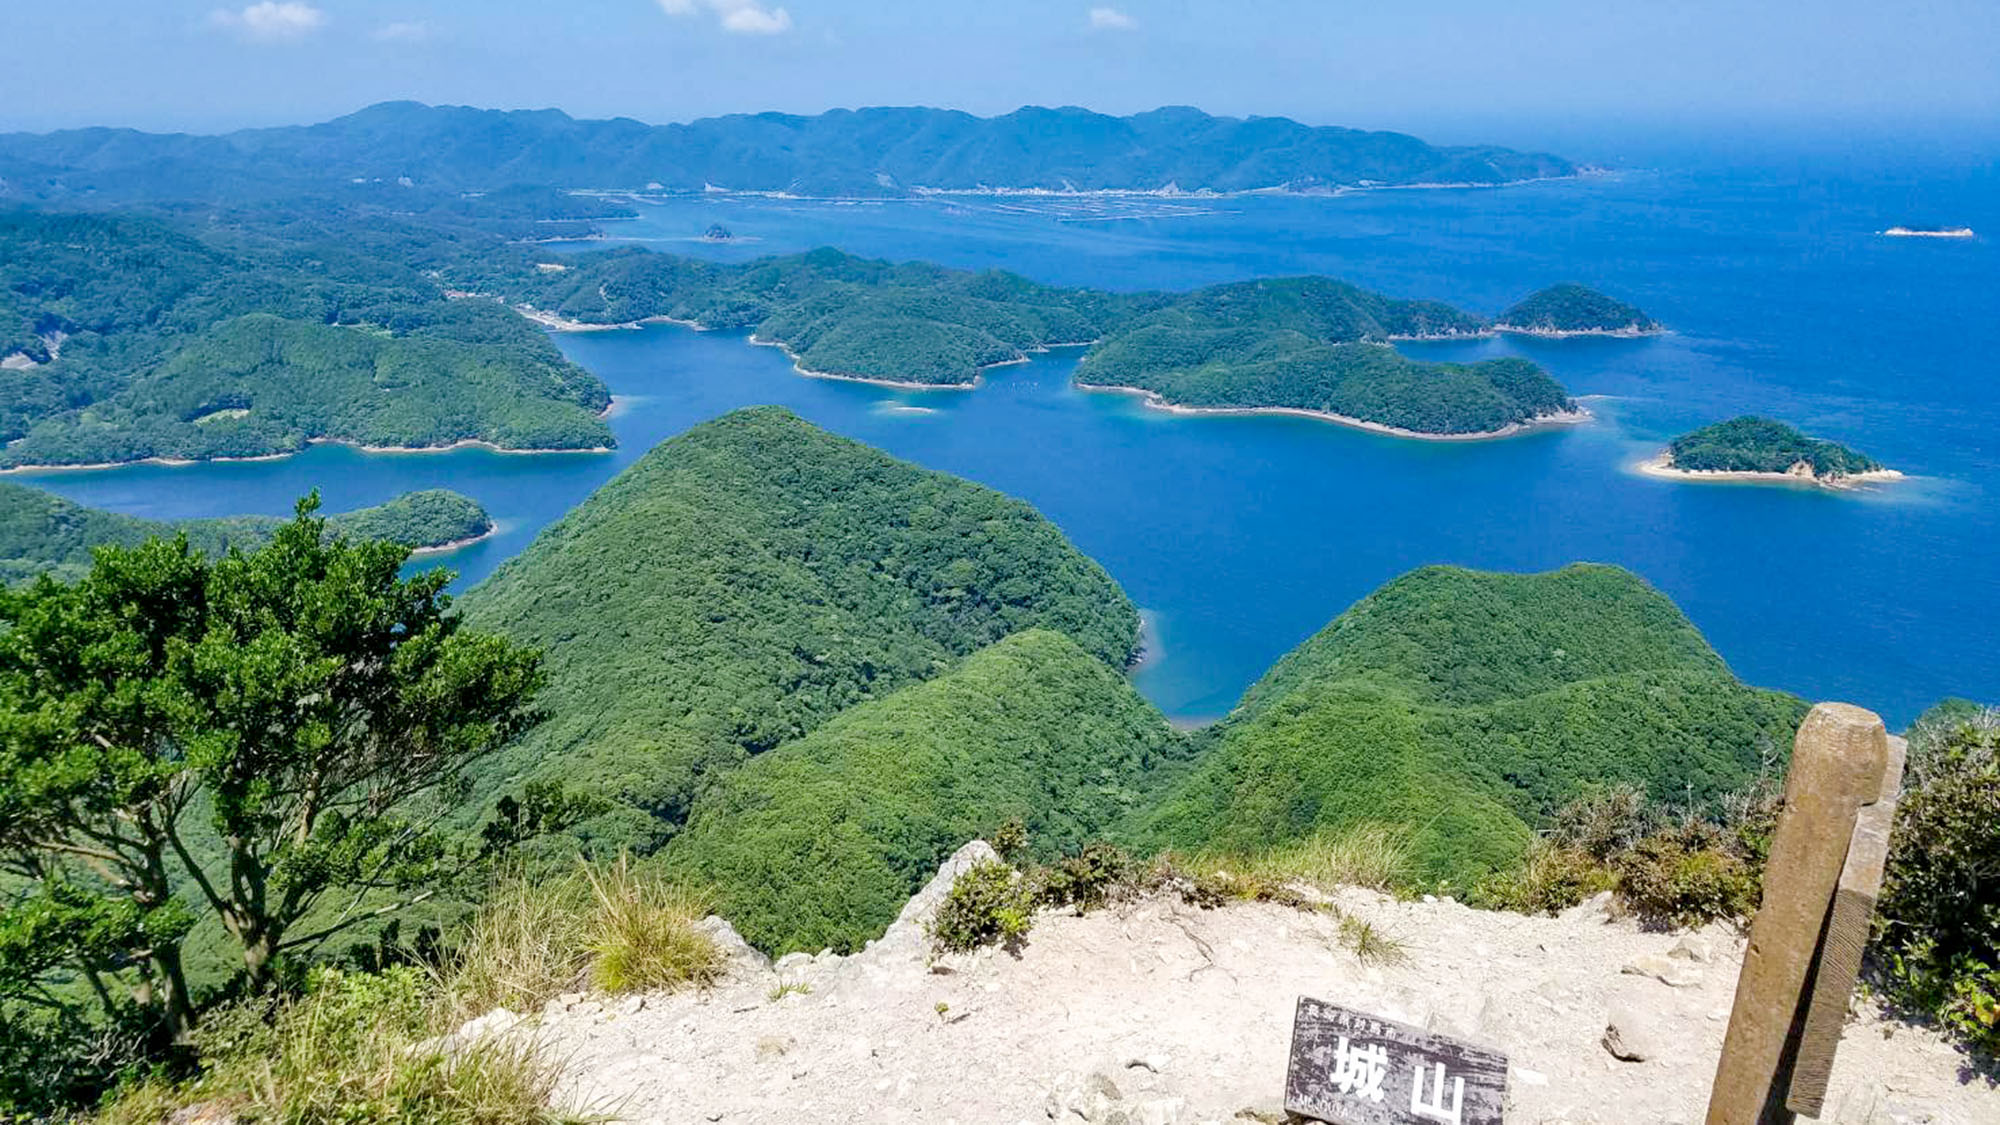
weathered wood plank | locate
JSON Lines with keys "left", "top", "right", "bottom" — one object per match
{"left": 1286, "top": 997, "right": 1507, "bottom": 1125}
{"left": 1706, "top": 703, "right": 1890, "bottom": 1125}
{"left": 1786, "top": 734, "right": 1908, "bottom": 1116}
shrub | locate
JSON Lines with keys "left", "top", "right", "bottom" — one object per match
{"left": 990, "top": 818, "right": 1030, "bottom": 863}
{"left": 1549, "top": 783, "right": 1656, "bottom": 860}
{"left": 1612, "top": 822, "right": 1761, "bottom": 929}
{"left": 1034, "top": 843, "right": 1134, "bottom": 912}
{"left": 928, "top": 862, "right": 1034, "bottom": 954}
{"left": 1875, "top": 714, "right": 2000, "bottom": 1055}
{"left": 1471, "top": 840, "right": 1616, "bottom": 915}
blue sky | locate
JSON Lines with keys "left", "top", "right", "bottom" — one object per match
{"left": 4, "top": 1, "right": 1997, "bottom": 154}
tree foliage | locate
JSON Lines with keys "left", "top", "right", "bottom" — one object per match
{"left": 1666, "top": 416, "right": 1884, "bottom": 479}
{"left": 1138, "top": 564, "right": 1806, "bottom": 885}
{"left": 1496, "top": 282, "right": 1657, "bottom": 333}
{"left": 0, "top": 211, "right": 612, "bottom": 467}
{"left": 662, "top": 630, "right": 1186, "bottom": 955}
{"left": 460, "top": 407, "right": 1142, "bottom": 857}
{"left": 0, "top": 496, "right": 544, "bottom": 1046}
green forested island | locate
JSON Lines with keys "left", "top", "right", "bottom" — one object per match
{"left": 1137, "top": 564, "right": 1806, "bottom": 885}
{"left": 1651, "top": 416, "right": 1892, "bottom": 483}
{"left": 0, "top": 212, "right": 613, "bottom": 468}
{"left": 443, "top": 411, "right": 1802, "bottom": 951}
{"left": 0, "top": 102, "right": 1575, "bottom": 203}
{"left": 1495, "top": 282, "right": 1661, "bottom": 335}
{"left": 0, "top": 481, "right": 492, "bottom": 584}
{"left": 458, "top": 407, "right": 1142, "bottom": 855}
{"left": 468, "top": 248, "right": 1596, "bottom": 436}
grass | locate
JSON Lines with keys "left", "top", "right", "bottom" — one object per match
{"left": 446, "top": 858, "right": 720, "bottom": 1022}
{"left": 99, "top": 968, "right": 574, "bottom": 1125}
{"left": 767, "top": 981, "right": 813, "bottom": 1002}
{"left": 96, "top": 858, "right": 719, "bottom": 1125}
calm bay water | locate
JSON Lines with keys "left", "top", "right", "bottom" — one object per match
{"left": 20, "top": 155, "right": 1999, "bottom": 726}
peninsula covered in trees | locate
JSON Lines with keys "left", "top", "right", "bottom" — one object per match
{"left": 0, "top": 212, "right": 614, "bottom": 469}
{"left": 1495, "top": 282, "right": 1661, "bottom": 336}
{"left": 1642, "top": 416, "right": 1899, "bottom": 488}
{"left": 0, "top": 102, "right": 1577, "bottom": 203}
{"left": 0, "top": 481, "right": 492, "bottom": 584}
{"left": 467, "top": 247, "right": 1602, "bottom": 437}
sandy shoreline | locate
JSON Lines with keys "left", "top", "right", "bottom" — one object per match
{"left": 1, "top": 435, "right": 612, "bottom": 475}
{"left": 1494, "top": 324, "right": 1667, "bottom": 339}
{"left": 1077, "top": 382, "right": 1592, "bottom": 441}
{"left": 1635, "top": 453, "right": 1906, "bottom": 491}
{"left": 745, "top": 334, "right": 990, "bottom": 391}
{"left": 408, "top": 524, "right": 499, "bottom": 556}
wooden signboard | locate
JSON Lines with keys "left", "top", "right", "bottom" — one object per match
{"left": 1286, "top": 997, "right": 1509, "bottom": 1125}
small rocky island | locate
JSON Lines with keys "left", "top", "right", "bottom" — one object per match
{"left": 702, "top": 224, "right": 735, "bottom": 242}
{"left": 1495, "top": 283, "right": 1661, "bottom": 336}
{"left": 1883, "top": 226, "right": 1975, "bottom": 239}
{"left": 1641, "top": 416, "right": 1901, "bottom": 489}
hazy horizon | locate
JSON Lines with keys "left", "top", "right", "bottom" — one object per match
{"left": 5, "top": 1, "right": 1997, "bottom": 165}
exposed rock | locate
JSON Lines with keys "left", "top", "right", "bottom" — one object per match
{"left": 1047, "top": 1070, "right": 1124, "bottom": 1121}
{"left": 1602, "top": 1002, "right": 1664, "bottom": 1062}
{"left": 695, "top": 915, "right": 771, "bottom": 973}
{"left": 1622, "top": 952, "right": 1704, "bottom": 988}
{"left": 526, "top": 848, "right": 1988, "bottom": 1124}
{"left": 864, "top": 839, "right": 1001, "bottom": 963}
{"left": 1670, "top": 935, "right": 1715, "bottom": 964}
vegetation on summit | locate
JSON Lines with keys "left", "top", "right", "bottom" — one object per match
{"left": 0, "top": 211, "right": 613, "bottom": 468}
{"left": 1137, "top": 564, "right": 1808, "bottom": 885}
{"left": 467, "top": 247, "right": 1581, "bottom": 435}
{"left": 0, "top": 480, "right": 492, "bottom": 584}
{"left": 662, "top": 629, "right": 1189, "bottom": 955}
{"left": 459, "top": 407, "right": 1142, "bottom": 856}
{"left": 1663, "top": 416, "right": 1886, "bottom": 480}
{"left": 1496, "top": 282, "right": 1659, "bottom": 335}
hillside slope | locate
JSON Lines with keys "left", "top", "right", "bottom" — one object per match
{"left": 662, "top": 629, "right": 1187, "bottom": 955}
{"left": 1139, "top": 565, "right": 1806, "bottom": 883}
{"left": 459, "top": 407, "right": 1141, "bottom": 852}
{"left": 0, "top": 211, "right": 612, "bottom": 466}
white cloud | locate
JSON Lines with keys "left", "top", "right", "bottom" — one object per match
{"left": 1088, "top": 7, "right": 1137, "bottom": 31}
{"left": 657, "top": 0, "right": 795, "bottom": 36}
{"left": 209, "top": 2, "right": 327, "bottom": 44}
{"left": 373, "top": 20, "right": 432, "bottom": 43}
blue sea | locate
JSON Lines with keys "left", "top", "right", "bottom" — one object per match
{"left": 20, "top": 146, "right": 1999, "bottom": 727}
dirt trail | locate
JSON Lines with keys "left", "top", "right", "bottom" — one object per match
{"left": 522, "top": 844, "right": 1992, "bottom": 1124}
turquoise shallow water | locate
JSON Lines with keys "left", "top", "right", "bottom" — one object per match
{"left": 20, "top": 156, "right": 1999, "bottom": 726}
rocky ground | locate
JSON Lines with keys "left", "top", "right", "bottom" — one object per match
{"left": 492, "top": 844, "right": 1993, "bottom": 1124}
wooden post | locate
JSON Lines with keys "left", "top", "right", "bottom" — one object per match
{"left": 1785, "top": 733, "right": 1906, "bottom": 1116}
{"left": 1705, "top": 703, "right": 1892, "bottom": 1125}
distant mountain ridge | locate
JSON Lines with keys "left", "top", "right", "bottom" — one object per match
{"left": 0, "top": 102, "right": 1577, "bottom": 202}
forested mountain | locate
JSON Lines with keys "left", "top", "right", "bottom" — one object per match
{"left": 661, "top": 629, "right": 1188, "bottom": 955}
{"left": 0, "top": 211, "right": 612, "bottom": 467}
{"left": 458, "top": 407, "right": 1141, "bottom": 854}
{"left": 468, "top": 247, "right": 1584, "bottom": 435}
{"left": 1138, "top": 565, "right": 1807, "bottom": 884}
{"left": 0, "top": 481, "right": 491, "bottom": 584}
{"left": 1496, "top": 282, "right": 1659, "bottom": 335}
{"left": 0, "top": 102, "right": 1576, "bottom": 202}
{"left": 1663, "top": 416, "right": 1885, "bottom": 479}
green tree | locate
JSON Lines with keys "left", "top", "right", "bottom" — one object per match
{"left": 0, "top": 495, "right": 544, "bottom": 1044}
